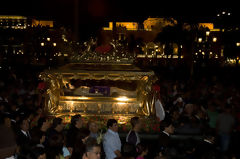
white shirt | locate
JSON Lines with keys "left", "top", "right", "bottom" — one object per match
{"left": 103, "top": 129, "right": 121, "bottom": 159}
{"left": 21, "top": 130, "right": 30, "bottom": 138}
{"left": 162, "top": 131, "right": 170, "bottom": 137}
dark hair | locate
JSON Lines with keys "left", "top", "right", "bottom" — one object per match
{"left": 31, "top": 130, "right": 45, "bottom": 145}
{"left": 160, "top": 119, "right": 172, "bottom": 131}
{"left": 0, "top": 113, "right": 11, "bottom": 125}
{"left": 70, "top": 114, "right": 81, "bottom": 126}
{"left": 52, "top": 117, "right": 62, "bottom": 129}
{"left": 27, "top": 147, "right": 45, "bottom": 159}
{"left": 46, "top": 134, "right": 63, "bottom": 158}
{"left": 85, "top": 137, "right": 100, "bottom": 153}
{"left": 130, "top": 117, "right": 139, "bottom": 128}
{"left": 37, "top": 117, "right": 47, "bottom": 128}
{"left": 107, "top": 119, "right": 117, "bottom": 128}
{"left": 122, "top": 143, "right": 136, "bottom": 157}
{"left": 136, "top": 143, "right": 148, "bottom": 155}
{"left": 17, "top": 116, "right": 29, "bottom": 129}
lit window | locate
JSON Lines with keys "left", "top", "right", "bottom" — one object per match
{"left": 213, "top": 37, "right": 217, "bottom": 42}
{"left": 198, "top": 38, "right": 202, "bottom": 43}
{"left": 206, "top": 31, "right": 210, "bottom": 36}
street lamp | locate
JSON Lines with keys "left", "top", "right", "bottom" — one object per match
{"left": 47, "top": 38, "right": 51, "bottom": 41}
{"left": 236, "top": 42, "right": 240, "bottom": 47}
{"left": 41, "top": 42, "right": 45, "bottom": 46}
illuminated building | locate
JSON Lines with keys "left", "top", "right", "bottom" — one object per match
{"left": 143, "top": 17, "right": 177, "bottom": 31}
{"left": 103, "top": 22, "right": 138, "bottom": 31}
{"left": 32, "top": 19, "right": 54, "bottom": 28}
{"left": 0, "top": 15, "right": 28, "bottom": 29}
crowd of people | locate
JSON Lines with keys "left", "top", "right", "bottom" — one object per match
{"left": 0, "top": 66, "right": 240, "bottom": 159}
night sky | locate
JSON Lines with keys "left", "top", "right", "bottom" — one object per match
{"left": 0, "top": 0, "right": 238, "bottom": 38}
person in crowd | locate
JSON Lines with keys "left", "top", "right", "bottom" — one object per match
{"left": 46, "top": 133, "right": 64, "bottom": 159}
{"left": 0, "top": 125, "right": 17, "bottom": 159}
{"left": 66, "top": 114, "right": 83, "bottom": 148}
{"left": 0, "top": 113, "right": 11, "bottom": 128}
{"left": 195, "top": 130, "right": 218, "bottom": 159}
{"left": 71, "top": 128, "right": 90, "bottom": 159}
{"left": 23, "top": 147, "right": 46, "bottom": 159}
{"left": 88, "top": 121, "right": 99, "bottom": 139}
{"left": 121, "top": 143, "right": 135, "bottom": 159}
{"left": 82, "top": 137, "right": 101, "bottom": 159}
{"left": 30, "top": 130, "right": 46, "bottom": 148}
{"left": 136, "top": 143, "right": 148, "bottom": 159}
{"left": 33, "top": 117, "right": 50, "bottom": 133}
{"left": 157, "top": 119, "right": 175, "bottom": 157}
{"left": 16, "top": 116, "right": 31, "bottom": 155}
{"left": 126, "top": 117, "right": 141, "bottom": 146}
{"left": 47, "top": 117, "right": 65, "bottom": 138}
{"left": 103, "top": 119, "right": 122, "bottom": 159}
{"left": 216, "top": 106, "right": 235, "bottom": 153}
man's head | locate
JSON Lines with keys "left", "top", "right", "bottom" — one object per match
{"left": 83, "top": 137, "right": 101, "bottom": 159}
{"left": 107, "top": 119, "right": 118, "bottom": 132}
{"left": 71, "top": 114, "right": 83, "bottom": 129}
{"left": 130, "top": 117, "right": 141, "bottom": 132}
{"left": 19, "top": 117, "right": 29, "bottom": 132}
{"left": 160, "top": 120, "right": 174, "bottom": 134}
{"left": 88, "top": 121, "right": 99, "bottom": 134}
{"left": 52, "top": 117, "right": 64, "bottom": 132}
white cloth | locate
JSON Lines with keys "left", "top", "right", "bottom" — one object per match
{"left": 103, "top": 129, "right": 121, "bottom": 159}
{"left": 155, "top": 99, "right": 165, "bottom": 121}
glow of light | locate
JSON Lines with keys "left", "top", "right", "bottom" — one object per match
{"left": 222, "top": 11, "right": 226, "bottom": 14}
{"left": 217, "top": 14, "right": 220, "bottom": 16}
{"left": 195, "top": 53, "right": 198, "bottom": 55}
{"left": 198, "top": 38, "right": 202, "bottom": 43}
{"left": 202, "top": 52, "right": 205, "bottom": 55}
{"left": 206, "top": 31, "right": 210, "bottom": 36}
{"left": 78, "top": 96, "right": 89, "bottom": 100}
{"left": 213, "top": 37, "right": 217, "bottom": 42}
{"left": 228, "top": 13, "right": 231, "bottom": 16}
{"left": 116, "top": 96, "right": 129, "bottom": 102}
{"left": 210, "top": 52, "right": 213, "bottom": 55}
{"left": 41, "top": 42, "right": 44, "bottom": 46}
{"left": 47, "top": 37, "right": 50, "bottom": 41}
{"left": 236, "top": 43, "right": 240, "bottom": 47}
{"left": 53, "top": 43, "right": 57, "bottom": 47}
{"left": 180, "top": 45, "right": 183, "bottom": 48}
